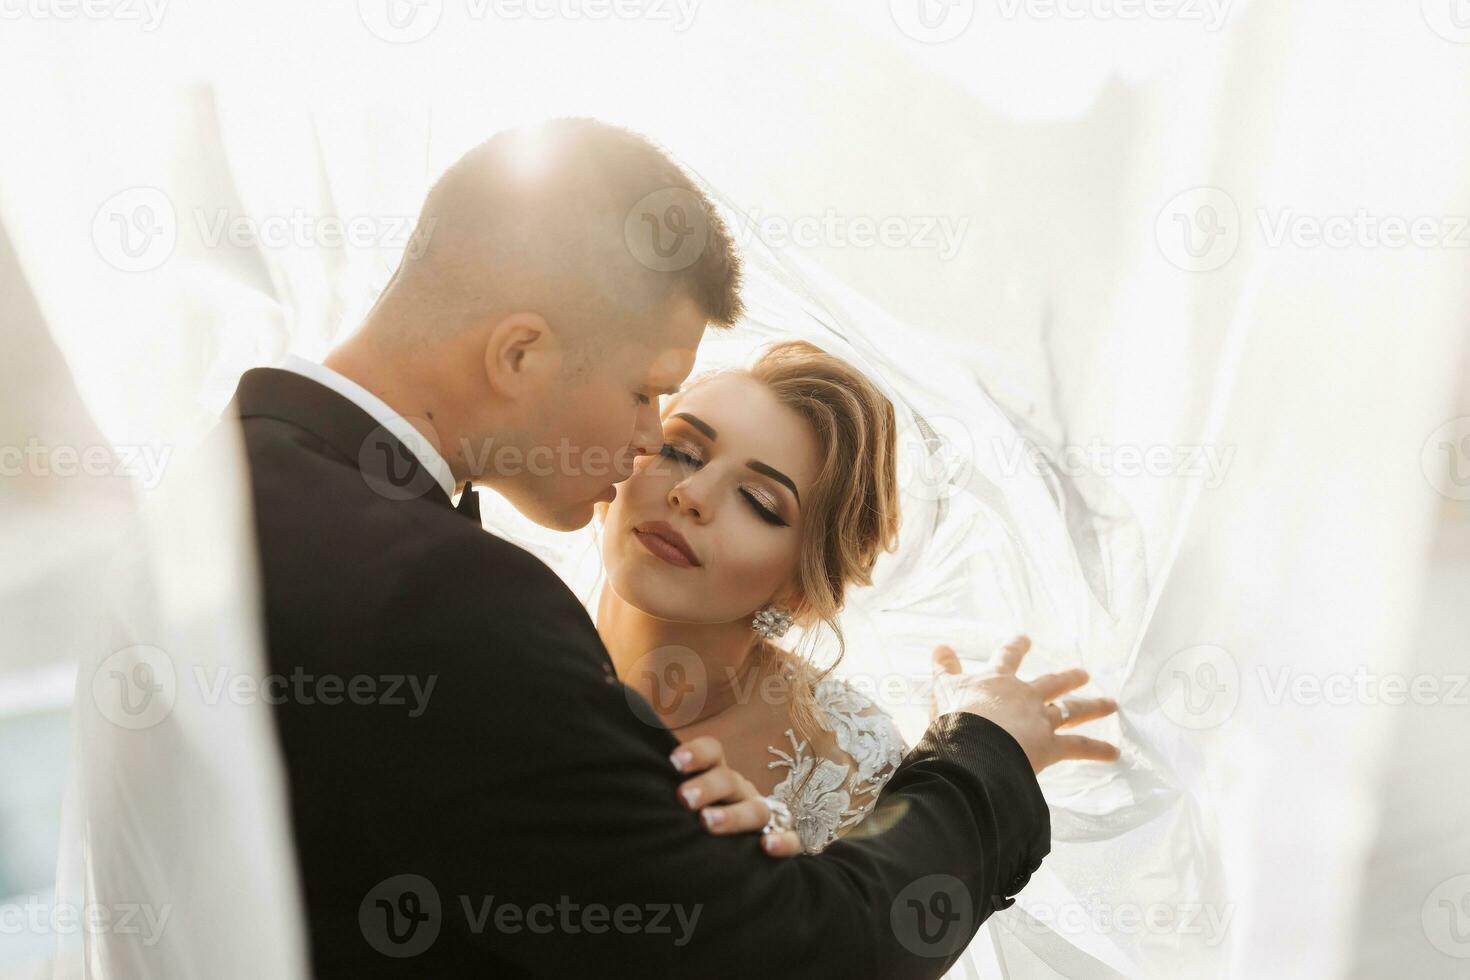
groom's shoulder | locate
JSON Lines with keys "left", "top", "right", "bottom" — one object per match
{"left": 399, "top": 509, "right": 570, "bottom": 589}
{"left": 383, "top": 526, "right": 620, "bottom": 702}
{"left": 390, "top": 516, "right": 602, "bottom": 645}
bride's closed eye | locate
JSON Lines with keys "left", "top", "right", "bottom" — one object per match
{"left": 659, "top": 442, "right": 703, "bottom": 468}
{"left": 738, "top": 486, "right": 787, "bottom": 527}
{"left": 658, "top": 442, "right": 789, "bottom": 528}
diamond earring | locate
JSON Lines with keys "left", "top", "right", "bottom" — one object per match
{"left": 751, "top": 606, "right": 794, "bottom": 639}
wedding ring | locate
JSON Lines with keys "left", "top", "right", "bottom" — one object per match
{"left": 1055, "top": 700, "right": 1072, "bottom": 725}
{"left": 761, "top": 796, "right": 794, "bottom": 836}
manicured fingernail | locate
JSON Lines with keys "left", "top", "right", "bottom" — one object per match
{"left": 681, "top": 786, "right": 701, "bottom": 808}
{"left": 701, "top": 808, "right": 724, "bottom": 829}
{"left": 670, "top": 749, "right": 692, "bottom": 772}
{"left": 761, "top": 833, "right": 781, "bottom": 853}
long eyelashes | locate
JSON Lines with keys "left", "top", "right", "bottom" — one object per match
{"left": 659, "top": 443, "right": 703, "bottom": 468}
{"left": 739, "top": 488, "right": 788, "bottom": 527}
{"left": 658, "top": 443, "right": 788, "bottom": 527}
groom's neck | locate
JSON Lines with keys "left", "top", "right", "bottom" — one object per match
{"left": 325, "top": 333, "right": 469, "bottom": 491}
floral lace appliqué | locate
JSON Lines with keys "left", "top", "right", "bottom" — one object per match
{"left": 766, "top": 675, "right": 906, "bottom": 854}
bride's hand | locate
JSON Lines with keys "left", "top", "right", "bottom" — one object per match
{"left": 671, "top": 735, "right": 803, "bottom": 858}
{"left": 931, "top": 635, "right": 1122, "bottom": 773}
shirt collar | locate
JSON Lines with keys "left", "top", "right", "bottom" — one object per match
{"left": 278, "top": 354, "right": 456, "bottom": 500}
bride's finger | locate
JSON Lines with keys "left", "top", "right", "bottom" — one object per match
{"left": 988, "top": 635, "right": 1031, "bottom": 676}
{"left": 932, "top": 644, "right": 963, "bottom": 677}
{"left": 697, "top": 801, "right": 801, "bottom": 859}
{"left": 677, "top": 768, "right": 739, "bottom": 810}
{"left": 761, "top": 829, "right": 803, "bottom": 858}
{"left": 670, "top": 735, "right": 725, "bottom": 774}
{"left": 699, "top": 797, "right": 768, "bottom": 835}
{"left": 1030, "top": 667, "right": 1090, "bottom": 702}
{"left": 1053, "top": 734, "right": 1122, "bottom": 763}
{"left": 1044, "top": 696, "right": 1118, "bottom": 729}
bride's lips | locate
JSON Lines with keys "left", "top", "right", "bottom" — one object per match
{"left": 632, "top": 521, "right": 701, "bottom": 568}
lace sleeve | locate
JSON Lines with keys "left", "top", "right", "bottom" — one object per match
{"left": 767, "top": 674, "right": 908, "bottom": 854}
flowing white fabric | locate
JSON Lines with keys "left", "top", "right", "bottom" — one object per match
{"left": 5, "top": 3, "right": 1469, "bottom": 976}
{"left": 0, "top": 213, "right": 308, "bottom": 977}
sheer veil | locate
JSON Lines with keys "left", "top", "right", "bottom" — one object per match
{"left": 17, "top": 4, "right": 1469, "bottom": 970}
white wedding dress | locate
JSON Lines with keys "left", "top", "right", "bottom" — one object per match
{"left": 763, "top": 668, "right": 908, "bottom": 854}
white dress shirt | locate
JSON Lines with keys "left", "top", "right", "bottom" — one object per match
{"left": 278, "top": 354, "right": 456, "bottom": 500}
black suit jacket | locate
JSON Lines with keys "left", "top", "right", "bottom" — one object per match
{"left": 230, "top": 367, "right": 1050, "bottom": 979}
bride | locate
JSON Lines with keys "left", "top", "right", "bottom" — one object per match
{"left": 595, "top": 339, "right": 1118, "bottom": 853}
{"left": 599, "top": 339, "right": 905, "bottom": 853}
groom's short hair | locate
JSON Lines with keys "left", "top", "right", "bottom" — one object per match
{"left": 401, "top": 118, "right": 743, "bottom": 344}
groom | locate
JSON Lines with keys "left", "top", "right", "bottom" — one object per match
{"left": 231, "top": 119, "right": 1114, "bottom": 978}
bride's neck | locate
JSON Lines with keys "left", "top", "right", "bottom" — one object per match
{"left": 597, "top": 587, "right": 765, "bottom": 730}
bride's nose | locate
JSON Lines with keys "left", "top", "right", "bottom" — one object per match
{"left": 667, "top": 477, "right": 710, "bottom": 523}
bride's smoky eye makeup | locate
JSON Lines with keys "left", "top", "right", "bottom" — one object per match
{"left": 738, "top": 486, "right": 787, "bottom": 527}
{"left": 658, "top": 442, "right": 704, "bottom": 468}
{"left": 658, "top": 416, "right": 793, "bottom": 528}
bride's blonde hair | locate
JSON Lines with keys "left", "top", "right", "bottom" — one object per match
{"left": 739, "top": 341, "right": 901, "bottom": 741}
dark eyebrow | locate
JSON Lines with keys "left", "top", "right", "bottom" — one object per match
{"left": 671, "top": 412, "right": 717, "bottom": 440}
{"left": 669, "top": 412, "right": 799, "bottom": 505}
{"left": 747, "top": 460, "right": 800, "bottom": 505}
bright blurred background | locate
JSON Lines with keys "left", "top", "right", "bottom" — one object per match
{"left": 3, "top": 1, "right": 1469, "bottom": 977}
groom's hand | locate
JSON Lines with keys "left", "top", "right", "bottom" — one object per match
{"left": 671, "top": 736, "right": 803, "bottom": 858}
{"left": 931, "top": 635, "right": 1121, "bottom": 773}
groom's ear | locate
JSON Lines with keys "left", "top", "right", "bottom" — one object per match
{"left": 482, "top": 312, "right": 562, "bottom": 399}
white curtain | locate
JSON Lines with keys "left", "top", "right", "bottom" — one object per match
{"left": 3, "top": 1, "right": 1467, "bottom": 976}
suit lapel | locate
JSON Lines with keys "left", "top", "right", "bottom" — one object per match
{"left": 231, "top": 367, "right": 454, "bottom": 512}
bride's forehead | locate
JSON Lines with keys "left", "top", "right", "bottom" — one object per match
{"left": 667, "top": 374, "right": 816, "bottom": 448}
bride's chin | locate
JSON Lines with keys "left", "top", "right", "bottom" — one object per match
{"left": 605, "top": 567, "right": 683, "bottom": 616}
